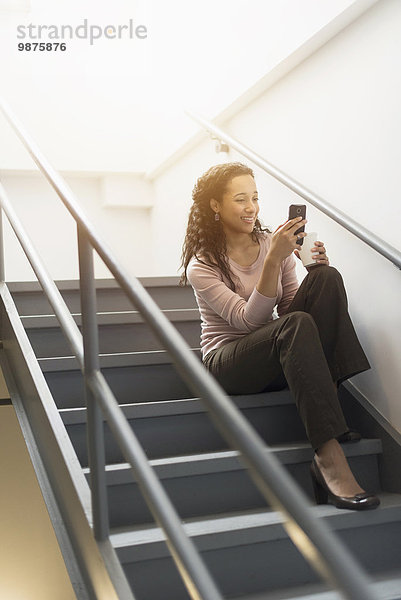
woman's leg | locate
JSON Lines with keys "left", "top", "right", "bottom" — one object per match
{"left": 285, "top": 266, "right": 370, "bottom": 385}
{"left": 203, "top": 268, "right": 377, "bottom": 503}
{"left": 203, "top": 310, "right": 348, "bottom": 450}
{"left": 285, "top": 267, "right": 376, "bottom": 501}
{"left": 314, "top": 438, "right": 365, "bottom": 497}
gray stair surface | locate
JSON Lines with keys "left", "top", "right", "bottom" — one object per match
{"left": 10, "top": 278, "right": 401, "bottom": 600}
{"left": 232, "top": 571, "right": 401, "bottom": 599}
{"left": 111, "top": 495, "right": 401, "bottom": 600}
{"left": 83, "top": 440, "right": 382, "bottom": 528}
{"left": 22, "top": 311, "right": 201, "bottom": 357}
{"left": 8, "top": 277, "right": 198, "bottom": 314}
{"left": 61, "top": 392, "right": 311, "bottom": 465}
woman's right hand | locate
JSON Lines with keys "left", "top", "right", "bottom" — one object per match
{"left": 268, "top": 217, "right": 308, "bottom": 263}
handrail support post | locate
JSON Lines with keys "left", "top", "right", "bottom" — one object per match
{"left": 77, "top": 224, "right": 109, "bottom": 541}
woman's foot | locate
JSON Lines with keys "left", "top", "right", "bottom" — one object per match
{"left": 312, "top": 439, "right": 380, "bottom": 510}
{"left": 315, "top": 438, "right": 365, "bottom": 498}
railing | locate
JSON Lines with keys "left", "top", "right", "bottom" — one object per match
{"left": 0, "top": 96, "right": 380, "bottom": 600}
{"left": 185, "top": 109, "right": 401, "bottom": 272}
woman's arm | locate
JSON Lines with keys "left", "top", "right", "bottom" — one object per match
{"left": 277, "top": 254, "right": 299, "bottom": 316}
{"left": 255, "top": 254, "right": 282, "bottom": 298}
{"left": 187, "top": 260, "right": 277, "bottom": 332}
{"left": 257, "top": 216, "right": 306, "bottom": 298}
{"left": 187, "top": 217, "right": 306, "bottom": 331}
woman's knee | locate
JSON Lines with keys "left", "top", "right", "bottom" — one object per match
{"left": 309, "top": 265, "right": 342, "bottom": 283}
{"left": 283, "top": 310, "right": 317, "bottom": 334}
{"left": 286, "top": 310, "right": 315, "bottom": 324}
{"left": 278, "top": 311, "right": 320, "bottom": 349}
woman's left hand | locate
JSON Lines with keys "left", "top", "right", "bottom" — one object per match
{"left": 294, "top": 241, "right": 330, "bottom": 266}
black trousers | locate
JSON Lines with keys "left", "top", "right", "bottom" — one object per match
{"left": 202, "top": 266, "right": 371, "bottom": 449}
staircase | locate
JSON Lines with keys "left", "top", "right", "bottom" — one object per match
{"left": 7, "top": 277, "right": 401, "bottom": 600}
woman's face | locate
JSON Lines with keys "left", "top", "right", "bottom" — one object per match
{"left": 211, "top": 174, "right": 259, "bottom": 236}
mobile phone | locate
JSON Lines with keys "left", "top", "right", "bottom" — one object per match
{"left": 288, "top": 204, "right": 306, "bottom": 245}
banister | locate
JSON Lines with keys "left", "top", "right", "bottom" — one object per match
{"left": 78, "top": 225, "right": 110, "bottom": 542}
{"left": 185, "top": 109, "right": 401, "bottom": 271}
{"left": 0, "top": 96, "right": 379, "bottom": 600}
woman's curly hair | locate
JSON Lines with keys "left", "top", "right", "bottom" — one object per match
{"left": 180, "top": 162, "right": 269, "bottom": 290}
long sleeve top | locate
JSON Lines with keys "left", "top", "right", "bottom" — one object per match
{"left": 187, "top": 232, "right": 299, "bottom": 359}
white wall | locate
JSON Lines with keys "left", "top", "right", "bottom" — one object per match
{"left": 0, "top": 0, "right": 368, "bottom": 174}
{"left": 1, "top": 173, "right": 153, "bottom": 280}
{"left": 151, "top": 139, "right": 222, "bottom": 277}
{"left": 150, "top": 0, "right": 401, "bottom": 432}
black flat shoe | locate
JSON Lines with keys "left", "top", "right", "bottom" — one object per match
{"left": 310, "top": 458, "right": 380, "bottom": 511}
{"left": 336, "top": 430, "right": 362, "bottom": 443}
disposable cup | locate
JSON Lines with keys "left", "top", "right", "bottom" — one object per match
{"left": 298, "top": 232, "right": 318, "bottom": 267}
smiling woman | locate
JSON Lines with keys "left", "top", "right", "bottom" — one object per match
{"left": 180, "top": 162, "right": 269, "bottom": 292}
{"left": 209, "top": 174, "right": 260, "bottom": 245}
{"left": 180, "top": 161, "right": 379, "bottom": 512}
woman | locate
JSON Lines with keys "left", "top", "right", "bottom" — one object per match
{"left": 180, "top": 161, "right": 379, "bottom": 510}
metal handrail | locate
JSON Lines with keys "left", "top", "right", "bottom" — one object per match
{"left": 0, "top": 96, "right": 379, "bottom": 600}
{"left": 185, "top": 109, "right": 401, "bottom": 271}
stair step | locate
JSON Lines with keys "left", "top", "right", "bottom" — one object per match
{"left": 236, "top": 571, "right": 401, "bottom": 599}
{"left": 39, "top": 348, "right": 202, "bottom": 373}
{"left": 112, "top": 492, "right": 401, "bottom": 548}
{"left": 20, "top": 307, "right": 200, "bottom": 328}
{"left": 111, "top": 494, "right": 401, "bottom": 600}
{"left": 60, "top": 391, "right": 310, "bottom": 465}
{"left": 83, "top": 440, "right": 382, "bottom": 528}
{"left": 45, "top": 360, "right": 196, "bottom": 406}
{"left": 61, "top": 391, "right": 295, "bottom": 422}
{"left": 9, "top": 277, "right": 197, "bottom": 315}
{"left": 23, "top": 309, "right": 200, "bottom": 357}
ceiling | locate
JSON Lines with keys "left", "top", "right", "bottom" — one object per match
{"left": 0, "top": 0, "right": 365, "bottom": 174}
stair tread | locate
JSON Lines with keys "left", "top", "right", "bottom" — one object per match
{"left": 110, "top": 492, "right": 401, "bottom": 551}
{"left": 39, "top": 347, "right": 202, "bottom": 371}
{"left": 82, "top": 439, "right": 382, "bottom": 483}
{"left": 8, "top": 276, "right": 182, "bottom": 293}
{"left": 21, "top": 307, "right": 200, "bottom": 327}
{"left": 59, "top": 390, "right": 295, "bottom": 423}
{"left": 237, "top": 569, "right": 401, "bottom": 599}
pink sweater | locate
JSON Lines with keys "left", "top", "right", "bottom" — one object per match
{"left": 187, "top": 233, "right": 299, "bottom": 359}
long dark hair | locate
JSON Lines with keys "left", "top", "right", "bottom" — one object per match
{"left": 180, "top": 162, "right": 269, "bottom": 290}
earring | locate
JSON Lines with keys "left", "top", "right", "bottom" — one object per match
{"left": 215, "top": 212, "right": 220, "bottom": 221}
